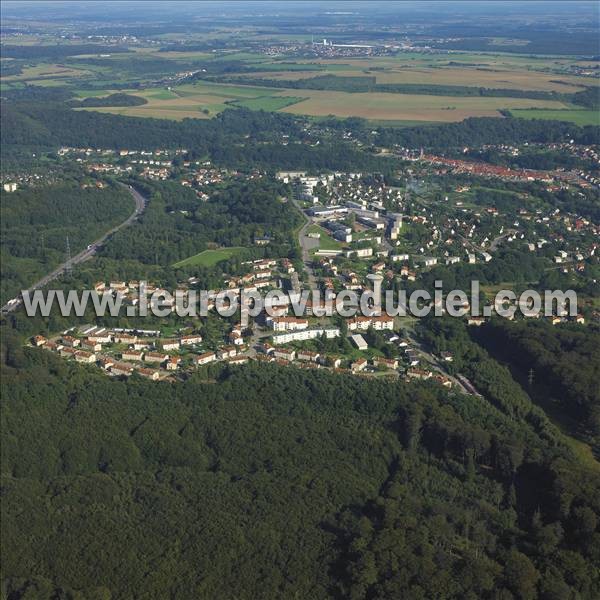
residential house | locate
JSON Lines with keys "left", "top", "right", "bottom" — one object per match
{"left": 144, "top": 352, "right": 169, "bottom": 363}
{"left": 180, "top": 334, "right": 202, "bottom": 345}
{"left": 297, "top": 350, "right": 320, "bottom": 362}
{"left": 81, "top": 340, "right": 102, "bottom": 352}
{"left": 158, "top": 339, "right": 180, "bottom": 351}
{"left": 268, "top": 316, "right": 309, "bottom": 332}
{"left": 406, "top": 368, "right": 433, "bottom": 380}
{"left": 138, "top": 368, "right": 160, "bottom": 381}
{"left": 61, "top": 335, "right": 80, "bottom": 348}
{"left": 273, "top": 348, "right": 295, "bottom": 361}
{"left": 165, "top": 358, "right": 181, "bottom": 371}
{"left": 32, "top": 335, "right": 47, "bottom": 347}
{"left": 373, "top": 357, "right": 398, "bottom": 370}
{"left": 111, "top": 362, "right": 135, "bottom": 377}
{"left": 228, "top": 355, "right": 249, "bottom": 366}
{"left": 195, "top": 352, "right": 216, "bottom": 366}
{"left": 75, "top": 350, "right": 96, "bottom": 364}
{"left": 217, "top": 346, "right": 237, "bottom": 360}
{"left": 99, "top": 357, "right": 114, "bottom": 370}
{"left": 87, "top": 333, "right": 112, "bottom": 345}
{"left": 351, "top": 358, "right": 368, "bottom": 372}
{"left": 434, "top": 374, "right": 453, "bottom": 388}
{"left": 114, "top": 333, "right": 137, "bottom": 344}
{"left": 122, "top": 350, "right": 143, "bottom": 362}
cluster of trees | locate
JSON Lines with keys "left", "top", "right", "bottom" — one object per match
{"left": 1, "top": 333, "right": 599, "bottom": 599}
{"left": 72, "top": 93, "right": 148, "bottom": 107}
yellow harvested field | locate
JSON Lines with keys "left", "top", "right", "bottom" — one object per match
{"left": 278, "top": 89, "right": 569, "bottom": 121}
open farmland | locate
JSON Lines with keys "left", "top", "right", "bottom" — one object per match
{"left": 278, "top": 89, "right": 570, "bottom": 122}
{"left": 77, "top": 78, "right": 572, "bottom": 122}
{"left": 238, "top": 64, "right": 594, "bottom": 93}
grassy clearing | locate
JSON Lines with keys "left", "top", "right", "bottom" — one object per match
{"left": 172, "top": 247, "right": 245, "bottom": 268}
{"left": 509, "top": 109, "right": 600, "bottom": 126}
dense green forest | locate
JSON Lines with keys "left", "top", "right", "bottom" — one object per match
{"left": 1, "top": 335, "right": 599, "bottom": 599}
{"left": 475, "top": 320, "right": 600, "bottom": 447}
{"left": 0, "top": 183, "right": 133, "bottom": 304}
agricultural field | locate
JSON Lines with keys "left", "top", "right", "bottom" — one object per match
{"left": 278, "top": 89, "right": 570, "bottom": 122}
{"left": 75, "top": 80, "right": 303, "bottom": 119}
{"left": 74, "top": 77, "right": 573, "bottom": 123}
{"left": 508, "top": 109, "right": 600, "bottom": 126}
{"left": 172, "top": 247, "right": 245, "bottom": 268}
{"left": 2, "top": 43, "right": 597, "bottom": 123}
{"left": 238, "top": 61, "right": 595, "bottom": 93}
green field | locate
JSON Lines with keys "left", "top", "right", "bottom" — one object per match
{"left": 173, "top": 247, "right": 245, "bottom": 268}
{"left": 509, "top": 109, "right": 600, "bottom": 126}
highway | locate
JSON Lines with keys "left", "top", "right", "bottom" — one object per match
{"left": 1, "top": 184, "right": 147, "bottom": 314}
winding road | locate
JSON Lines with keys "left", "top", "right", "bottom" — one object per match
{"left": 1, "top": 184, "right": 147, "bottom": 314}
